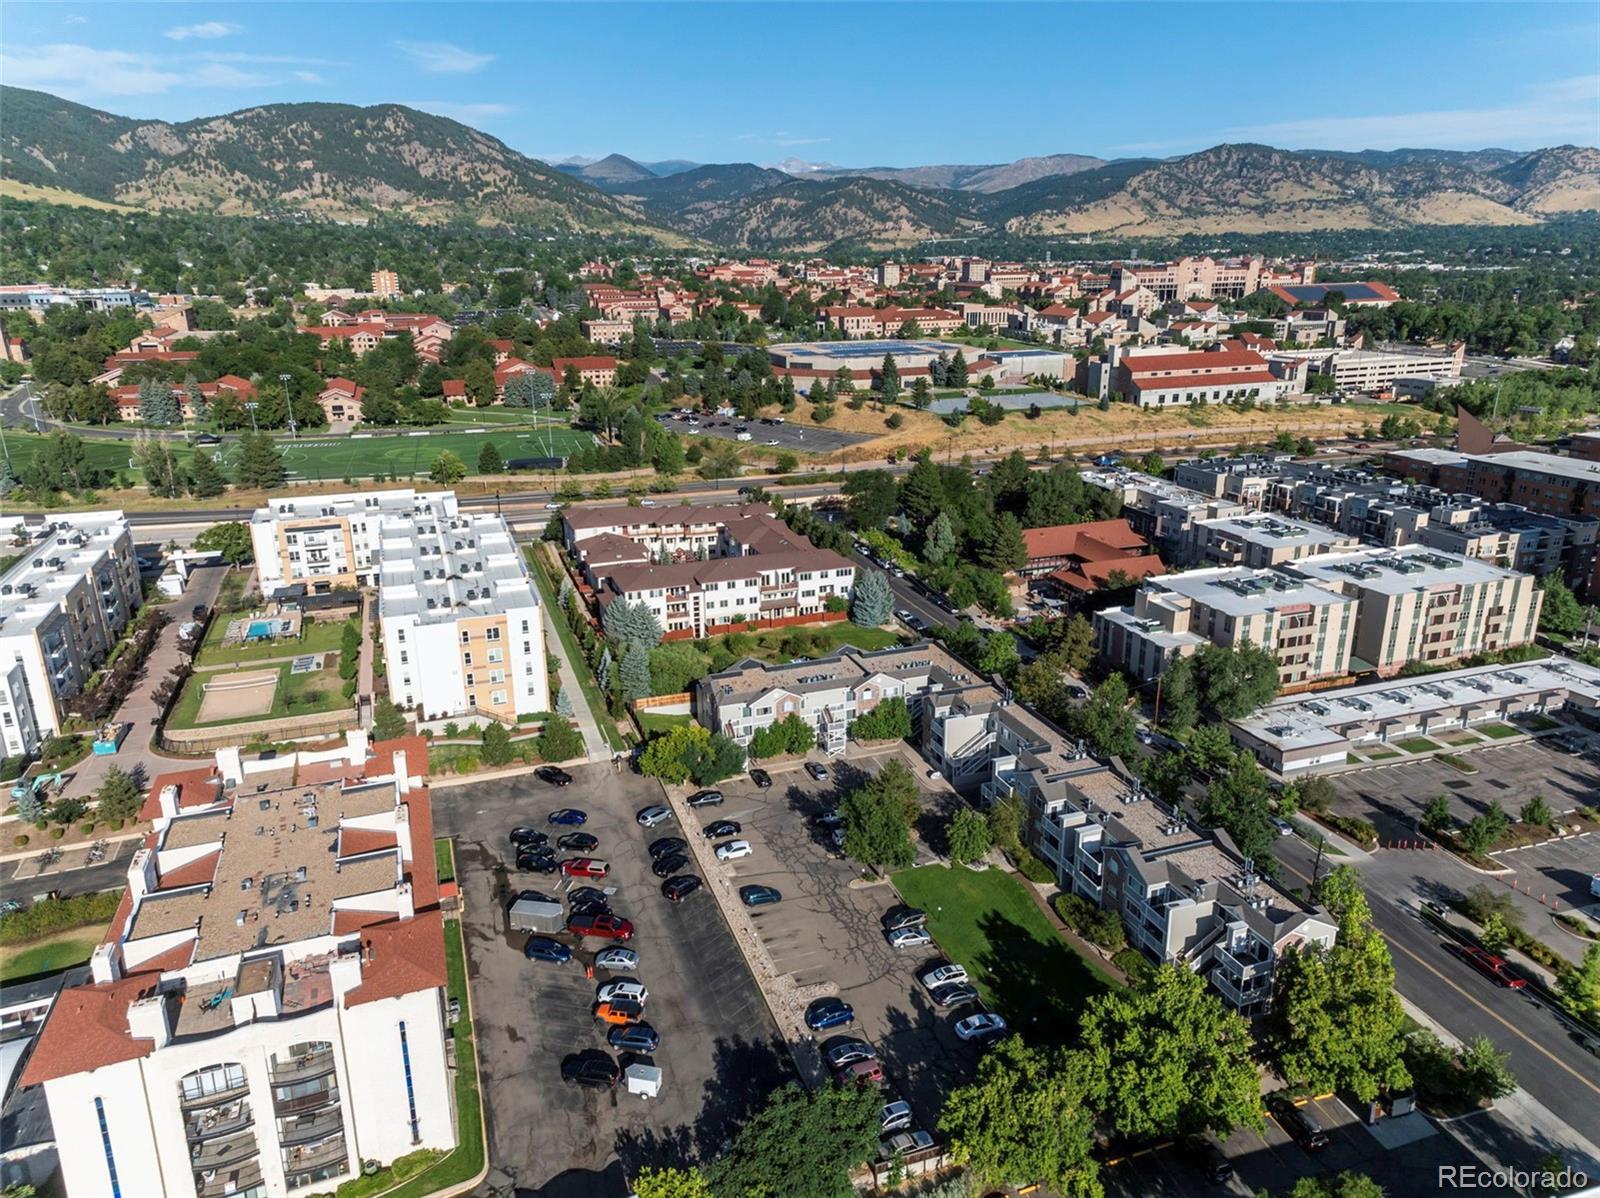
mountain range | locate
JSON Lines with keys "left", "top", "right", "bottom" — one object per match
{"left": 3, "top": 86, "right": 1597, "bottom": 253}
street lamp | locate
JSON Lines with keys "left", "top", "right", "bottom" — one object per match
{"left": 244, "top": 402, "right": 259, "bottom": 434}
{"left": 279, "top": 373, "right": 296, "bottom": 440}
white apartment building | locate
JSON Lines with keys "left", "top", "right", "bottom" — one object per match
{"left": 1189, "top": 514, "right": 1362, "bottom": 570}
{"left": 600, "top": 551, "right": 855, "bottom": 641}
{"left": 1267, "top": 343, "right": 1463, "bottom": 393}
{"left": 250, "top": 490, "right": 461, "bottom": 598}
{"left": 0, "top": 513, "right": 142, "bottom": 757}
{"left": 377, "top": 513, "right": 549, "bottom": 722}
{"left": 18, "top": 733, "right": 455, "bottom": 1198}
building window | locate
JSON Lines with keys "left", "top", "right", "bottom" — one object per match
{"left": 492, "top": 689, "right": 508, "bottom": 706}
{"left": 398, "top": 1021, "right": 420, "bottom": 1144}
{"left": 95, "top": 1096, "right": 122, "bottom": 1198}
{"left": 486, "top": 627, "right": 501, "bottom": 641}
{"left": 460, "top": 630, "right": 471, "bottom": 645}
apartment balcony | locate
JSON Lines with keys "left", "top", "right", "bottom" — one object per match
{"left": 190, "top": 1131, "right": 260, "bottom": 1172}
{"left": 283, "top": 1134, "right": 349, "bottom": 1174}
{"left": 1214, "top": 941, "right": 1272, "bottom": 978}
{"left": 186, "top": 1101, "right": 253, "bottom": 1143}
{"left": 270, "top": 1048, "right": 336, "bottom": 1086}
{"left": 278, "top": 1108, "right": 346, "bottom": 1148}
{"left": 195, "top": 1162, "right": 264, "bottom": 1198}
{"left": 182, "top": 1080, "right": 252, "bottom": 1111}
{"left": 272, "top": 1083, "right": 340, "bottom": 1116}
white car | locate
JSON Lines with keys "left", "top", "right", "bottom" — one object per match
{"left": 954, "top": 1013, "right": 1007, "bottom": 1041}
{"left": 888, "top": 927, "right": 932, "bottom": 949}
{"left": 597, "top": 980, "right": 648, "bottom": 1006}
{"left": 919, "top": 964, "right": 969, "bottom": 990}
{"left": 544, "top": 502, "right": 562, "bottom": 510}
{"left": 880, "top": 1100, "right": 914, "bottom": 1132}
{"left": 1272, "top": 817, "right": 1294, "bottom": 837}
{"left": 715, "top": 839, "right": 753, "bottom": 861}
{"left": 736, "top": 432, "right": 753, "bottom": 442}
{"left": 595, "top": 947, "right": 638, "bottom": 972}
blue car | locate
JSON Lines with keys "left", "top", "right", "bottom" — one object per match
{"left": 524, "top": 936, "right": 573, "bottom": 965}
{"left": 607, "top": 1022, "right": 661, "bottom": 1053}
{"left": 739, "top": 884, "right": 782, "bottom": 907}
{"left": 547, "top": 809, "right": 588, "bottom": 826}
{"left": 806, "top": 997, "right": 854, "bottom": 1031}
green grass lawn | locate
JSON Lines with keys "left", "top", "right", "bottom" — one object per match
{"left": 1366, "top": 748, "right": 1401, "bottom": 761}
{"left": 891, "top": 865, "right": 1112, "bottom": 1043}
{"left": 638, "top": 711, "right": 693, "bottom": 735}
{"left": 1476, "top": 722, "right": 1522, "bottom": 740}
{"left": 196, "top": 614, "right": 353, "bottom": 667}
{"left": 653, "top": 623, "right": 905, "bottom": 700}
{"left": 1396, "top": 737, "right": 1442, "bottom": 754}
{"left": 435, "top": 838, "right": 456, "bottom": 884}
{"left": 0, "top": 928, "right": 106, "bottom": 982}
{"left": 167, "top": 657, "right": 351, "bottom": 730}
{"left": 441, "top": 407, "right": 575, "bottom": 427}
{"left": 523, "top": 545, "right": 628, "bottom": 752}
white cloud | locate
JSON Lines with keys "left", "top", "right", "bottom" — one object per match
{"left": 402, "top": 100, "right": 514, "bottom": 122}
{"left": 0, "top": 42, "right": 275, "bottom": 98}
{"left": 63, "top": 14, "right": 87, "bottom": 25}
{"left": 199, "top": 52, "right": 344, "bottom": 67}
{"left": 392, "top": 40, "right": 493, "bottom": 74}
{"left": 293, "top": 71, "right": 324, "bottom": 85}
{"left": 164, "top": 21, "right": 241, "bottom": 41}
{"left": 1116, "top": 76, "right": 1600, "bottom": 154}
{"left": 736, "top": 131, "right": 831, "bottom": 148}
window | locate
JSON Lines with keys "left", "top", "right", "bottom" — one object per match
{"left": 460, "top": 630, "right": 472, "bottom": 645}
{"left": 486, "top": 627, "right": 501, "bottom": 641}
{"left": 462, "top": 652, "right": 472, "bottom": 666}
{"left": 95, "top": 1096, "right": 121, "bottom": 1198}
{"left": 465, "top": 674, "right": 475, "bottom": 687}
{"left": 399, "top": 651, "right": 409, "bottom": 665}
{"left": 521, "top": 621, "right": 530, "bottom": 634}
{"left": 492, "top": 689, "right": 508, "bottom": 706}
{"left": 398, "top": 1021, "right": 420, "bottom": 1144}
{"left": 487, "top": 648, "right": 503, "bottom": 664}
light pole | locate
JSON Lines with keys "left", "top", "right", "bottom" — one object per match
{"left": 245, "top": 402, "right": 259, "bottom": 434}
{"left": 279, "top": 373, "right": 296, "bottom": 440}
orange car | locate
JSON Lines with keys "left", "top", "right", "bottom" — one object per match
{"left": 594, "top": 999, "right": 644, "bottom": 1025}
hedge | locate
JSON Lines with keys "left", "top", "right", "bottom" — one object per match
{"left": 0, "top": 890, "right": 122, "bottom": 945}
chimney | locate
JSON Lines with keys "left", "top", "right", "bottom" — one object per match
{"left": 157, "top": 784, "right": 181, "bottom": 823}
{"left": 128, "top": 847, "right": 158, "bottom": 901}
{"left": 126, "top": 993, "right": 171, "bottom": 1049}
{"left": 90, "top": 942, "right": 121, "bottom": 984}
{"left": 393, "top": 751, "right": 410, "bottom": 795}
{"left": 395, "top": 880, "right": 414, "bottom": 921}
{"left": 346, "top": 728, "right": 369, "bottom": 766}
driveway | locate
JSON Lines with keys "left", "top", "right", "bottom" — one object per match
{"left": 431, "top": 766, "right": 790, "bottom": 1197}
{"left": 685, "top": 758, "right": 976, "bottom": 1136}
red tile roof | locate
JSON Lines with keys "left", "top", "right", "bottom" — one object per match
{"left": 345, "top": 908, "right": 449, "bottom": 1008}
{"left": 1022, "top": 519, "right": 1148, "bottom": 563}
{"left": 1123, "top": 348, "right": 1264, "bottom": 374}
{"left": 139, "top": 766, "right": 223, "bottom": 821}
{"left": 1048, "top": 554, "right": 1169, "bottom": 592}
{"left": 18, "top": 976, "right": 162, "bottom": 1087}
{"left": 442, "top": 379, "right": 467, "bottom": 397}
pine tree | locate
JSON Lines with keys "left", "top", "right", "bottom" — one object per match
{"left": 235, "top": 431, "right": 286, "bottom": 489}
{"left": 923, "top": 512, "right": 957, "bottom": 566}
{"left": 983, "top": 513, "right": 1028, "bottom": 574}
{"left": 185, "top": 377, "right": 207, "bottom": 423}
{"left": 188, "top": 449, "right": 228, "bottom": 498}
{"left": 139, "top": 379, "right": 179, "bottom": 426}
{"left": 949, "top": 349, "right": 969, "bottom": 387}
{"left": 478, "top": 442, "right": 505, "bottom": 474}
{"left": 620, "top": 640, "right": 652, "bottom": 700}
{"left": 877, "top": 353, "right": 901, "bottom": 402}
{"left": 850, "top": 570, "right": 893, "bottom": 627}
{"left": 932, "top": 353, "right": 949, "bottom": 387}
{"left": 910, "top": 376, "right": 932, "bottom": 409}
{"left": 555, "top": 688, "right": 575, "bottom": 717}
{"left": 0, "top": 457, "right": 14, "bottom": 498}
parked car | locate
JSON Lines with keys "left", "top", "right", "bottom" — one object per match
{"left": 536, "top": 766, "right": 573, "bottom": 787}
{"left": 811, "top": 809, "right": 844, "bottom": 829}
{"left": 561, "top": 1051, "right": 619, "bottom": 1088}
{"left": 637, "top": 805, "right": 674, "bottom": 828}
{"left": 595, "top": 947, "right": 639, "bottom": 972}
{"left": 607, "top": 1023, "right": 661, "bottom": 1053}
{"left": 561, "top": 858, "right": 610, "bottom": 879}
{"left": 930, "top": 982, "right": 979, "bottom": 1009}
{"left": 834, "top": 1059, "right": 885, "bottom": 1086}
{"left": 805, "top": 762, "right": 829, "bottom": 782}
{"left": 651, "top": 853, "right": 689, "bottom": 879}
{"left": 569, "top": 899, "right": 612, "bottom": 918}
{"left": 715, "top": 839, "right": 753, "bottom": 862}
{"left": 509, "top": 826, "right": 548, "bottom": 847}
{"left": 597, "top": 980, "right": 648, "bottom": 1006}
{"left": 879, "top": 1100, "right": 914, "bottom": 1133}
{"left": 509, "top": 889, "right": 559, "bottom": 907}
{"left": 687, "top": 790, "right": 724, "bottom": 807}
{"left": 805, "top": 997, "right": 855, "bottom": 1032}
{"left": 740, "top": 884, "right": 782, "bottom": 907}
{"left": 1271, "top": 817, "right": 1294, "bottom": 837}
{"left": 1270, "top": 1097, "right": 1329, "bottom": 1151}
{"left": 881, "top": 1130, "right": 934, "bottom": 1157}
{"left": 548, "top": 809, "right": 588, "bottom": 826}
{"left": 594, "top": 999, "right": 645, "bottom": 1026}
{"left": 953, "top": 1013, "right": 1007, "bottom": 1041}
{"left": 1461, "top": 946, "right": 1526, "bottom": 988}
{"left": 920, "top": 964, "right": 969, "bottom": 990}
{"left": 1182, "top": 1136, "right": 1234, "bottom": 1184}
{"left": 558, "top": 832, "right": 599, "bottom": 852}
{"left": 567, "top": 913, "right": 633, "bottom": 940}
{"left": 523, "top": 936, "right": 573, "bottom": 964}
{"left": 883, "top": 907, "right": 926, "bottom": 932}
{"left": 704, "top": 819, "right": 741, "bottom": 839}
{"left": 823, "top": 1039, "right": 877, "bottom": 1068}
{"left": 749, "top": 768, "right": 772, "bottom": 789}
{"left": 567, "top": 885, "right": 608, "bottom": 906}
{"left": 662, "top": 874, "right": 704, "bottom": 902}
{"left": 516, "top": 853, "right": 559, "bottom": 874}
{"left": 648, "top": 836, "right": 687, "bottom": 860}
{"left": 888, "top": 926, "right": 932, "bottom": 949}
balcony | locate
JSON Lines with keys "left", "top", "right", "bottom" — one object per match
{"left": 190, "top": 1131, "right": 260, "bottom": 1172}
{"left": 270, "top": 1048, "right": 336, "bottom": 1086}
{"left": 283, "top": 1134, "right": 349, "bottom": 1174}
{"left": 182, "top": 1080, "right": 251, "bottom": 1111}
{"left": 278, "top": 1108, "right": 346, "bottom": 1147}
{"left": 272, "top": 1083, "right": 340, "bottom": 1116}
{"left": 196, "top": 1162, "right": 264, "bottom": 1198}
{"left": 186, "top": 1100, "right": 252, "bottom": 1143}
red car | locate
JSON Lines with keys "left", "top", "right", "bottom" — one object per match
{"left": 567, "top": 913, "right": 634, "bottom": 941}
{"left": 833, "top": 1059, "right": 885, "bottom": 1086}
{"left": 1461, "top": 946, "right": 1525, "bottom": 989}
{"left": 560, "top": 858, "right": 611, "bottom": 879}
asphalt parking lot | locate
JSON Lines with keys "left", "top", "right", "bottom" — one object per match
{"left": 684, "top": 755, "right": 980, "bottom": 1134}
{"left": 657, "top": 411, "right": 870, "bottom": 454}
{"left": 1494, "top": 833, "right": 1600, "bottom": 917}
{"left": 433, "top": 767, "right": 791, "bottom": 1197}
{"left": 1327, "top": 738, "right": 1600, "bottom": 843}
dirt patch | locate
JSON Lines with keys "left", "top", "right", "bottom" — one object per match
{"left": 196, "top": 668, "right": 279, "bottom": 723}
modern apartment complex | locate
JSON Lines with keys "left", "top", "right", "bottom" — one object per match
{"left": 1094, "top": 567, "right": 1358, "bottom": 687}
{"left": 17, "top": 733, "right": 455, "bottom": 1198}
{"left": 1189, "top": 514, "right": 1361, "bottom": 570}
{"left": 0, "top": 513, "right": 142, "bottom": 758}
{"left": 251, "top": 491, "right": 459, "bottom": 597}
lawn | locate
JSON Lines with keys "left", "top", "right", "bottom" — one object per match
{"left": 167, "top": 657, "right": 351, "bottom": 730}
{"left": 1476, "top": 722, "right": 1522, "bottom": 740}
{"left": 1366, "top": 748, "right": 1401, "bottom": 761}
{"left": 638, "top": 711, "right": 693, "bottom": 735}
{"left": 891, "top": 865, "right": 1112, "bottom": 1043}
{"left": 195, "top": 613, "right": 353, "bottom": 667}
{"left": 441, "top": 407, "right": 574, "bottom": 427}
{"left": 523, "top": 545, "right": 629, "bottom": 752}
{"left": 0, "top": 928, "right": 107, "bottom": 982}
{"left": 1396, "top": 737, "right": 1442, "bottom": 754}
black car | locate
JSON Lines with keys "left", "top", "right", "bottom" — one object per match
{"left": 648, "top": 836, "right": 688, "bottom": 860}
{"left": 1181, "top": 1136, "right": 1234, "bottom": 1184}
{"left": 567, "top": 886, "right": 609, "bottom": 907}
{"left": 651, "top": 853, "right": 689, "bottom": 879}
{"left": 509, "top": 826, "right": 548, "bottom": 848}
{"left": 508, "top": 889, "right": 559, "bottom": 908}
{"left": 749, "top": 768, "right": 772, "bottom": 789}
{"left": 569, "top": 899, "right": 612, "bottom": 918}
{"left": 662, "top": 874, "right": 703, "bottom": 902}
{"left": 561, "top": 1050, "right": 620, "bottom": 1088}
{"left": 193, "top": 432, "right": 222, "bottom": 445}
{"left": 882, "top": 907, "right": 926, "bottom": 932}
{"left": 1270, "top": 1097, "right": 1329, "bottom": 1151}
{"left": 517, "top": 854, "right": 559, "bottom": 874}
{"left": 558, "top": 832, "right": 599, "bottom": 852}
{"left": 537, "top": 766, "right": 573, "bottom": 787}
{"left": 810, "top": 810, "right": 844, "bottom": 829}
{"left": 686, "top": 790, "right": 724, "bottom": 808}
{"left": 703, "top": 820, "right": 741, "bottom": 839}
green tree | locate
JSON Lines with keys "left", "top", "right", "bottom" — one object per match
{"left": 602, "top": 599, "right": 663, "bottom": 650}
{"left": 1079, "top": 964, "right": 1263, "bottom": 1140}
{"left": 1421, "top": 794, "right": 1453, "bottom": 836}
{"left": 1158, "top": 654, "right": 1199, "bottom": 733}
{"left": 1069, "top": 674, "right": 1138, "bottom": 760}
{"left": 1479, "top": 911, "right": 1510, "bottom": 954}
{"left": 1455, "top": 1035, "right": 1517, "bottom": 1102}
{"left": 707, "top": 1082, "right": 878, "bottom": 1198}
{"left": 235, "top": 431, "right": 286, "bottom": 489}
{"left": 1059, "top": 614, "right": 1094, "bottom": 674}
{"left": 1198, "top": 755, "right": 1277, "bottom": 868}
{"left": 195, "top": 521, "right": 254, "bottom": 565}
{"left": 1287, "top": 1175, "right": 1388, "bottom": 1198}
{"left": 429, "top": 450, "right": 467, "bottom": 484}
{"left": 632, "top": 1167, "right": 712, "bottom": 1198}
{"left": 849, "top": 697, "right": 911, "bottom": 742}
{"left": 480, "top": 721, "right": 513, "bottom": 767}
{"left": 95, "top": 766, "right": 144, "bottom": 824}
{"left": 478, "top": 441, "right": 505, "bottom": 474}
{"left": 843, "top": 470, "right": 898, "bottom": 531}
{"left": 1535, "top": 570, "right": 1586, "bottom": 636}
{"left": 188, "top": 449, "right": 228, "bottom": 498}
{"left": 1559, "top": 942, "right": 1600, "bottom": 1018}
{"left": 536, "top": 714, "right": 584, "bottom": 763}
{"left": 463, "top": 358, "right": 496, "bottom": 407}
{"left": 620, "top": 641, "right": 653, "bottom": 701}
{"left": 949, "top": 348, "right": 969, "bottom": 387}
{"left": 940, "top": 1037, "right": 1102, "bottom": 1198}
{"left": 1196, "top": 641, "right": 1280, "bottom": 719}
{"left": 841, "top": 758, "right": 919, "bottom": 870}
{"left": 923, "top": 512, "right": 957, "bottom": 567}
{"left": 133, "top": 432, "right": 185, "bottom": 497}
{"left": 638, "top": 722, "right": 713, "bottom": 784}
{"left": 983, "top": 513, "right": 1029, "bottom": 574}
{"left": 372, "top": 699, "right": 408, "bottom": 740}
{"left": 1520, "top": 794, "right": 1553, "bottom": 829}
{"left": 850, "top": 570, "right": 893, "bottom": 627}
{"left": 910, "top": 376, "right": 932, "bottom": 409}
{"left": 978, "top": 630, "right": 1021, "bottom": 677}
{"left": 946, "top": 807, "right": 994, "bottom": 866}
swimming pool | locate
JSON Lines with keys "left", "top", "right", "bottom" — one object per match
{"left": 247, "top": 620, "right": 276, "bottom": 638}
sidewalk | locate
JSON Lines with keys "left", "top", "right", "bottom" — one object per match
{"left": 540, "top": 604, "right": 610, "bottom": 765}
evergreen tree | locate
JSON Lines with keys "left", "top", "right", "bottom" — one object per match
{"left": 138, "top": 379, "right": 179, "bottom": 426}
{"left": 949, "top": 349, "right": 969, "bottom": 387}
{"left": 932, "top": 352, "right": 949, "bottom": 386}
{"left": 877, "top": 353, "right": 901, "bottom": 402}
{"left": 1159, "top": 654, "right": 1200, "bottom": 733}
{"left": 464, "top": 358, "right": 496, "bottom": 407}
{"left": 620, "top": 641, "right": 653, "bottom": 700}
{"left": 554, "top": 688, "right": 575, "bottom": 717}
{"left": 188, "top": 449, "right": 228, "bottom": 498}
{"left": 850, "top": 569, "right": 893, "bottom": 627}
{"left": 235, "top": 431, "right": 286, "bottom": 489}
{"left": 923, "top": 512, "right": 957, "bottom": 566}
{"left": 185, "top": 377, "right": 207, "bottom": 423}
{"left": 983, "top": 513, "right": 1028, "bottom": 574}
{"left": 478, "top": 441, "right": 505, "bottom": 474}
{"left": 0, "top": 456, "right": 13, "bottom": 499}
{"left": 910, "top": 376, "right": 932, "bottom": 409}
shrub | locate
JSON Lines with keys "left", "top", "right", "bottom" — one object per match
{"left": 945, "top": 807, "right": 993, "bottom": 866}
{"left": 1111, "top": 947, "right": 1155, "bottom": 984}
{"left": 454, "top": 755, "right": 478, "bottom": 776}
{"left": 13, "top": 834, "right": 28, "bottom": 847}
{"left": 849, "top": 697, "right": 912, "bottom": 742}
{"left": 79, "top": 821, "right": 96, "bottom": 837}
{"left": 1054, "top": 892, "right": 1096, "bottom": 932}
{"left": 1014, "top": 848, "right": 1056, "bottom": 884}
{"left": 1323, "top": 813, "right": 1378, "bottom": 849}
{"left": 50, "top": 827, "right": 65, "bottom": 841}
{"left": 0, "top": 890, "right": 122, "bottom": 944}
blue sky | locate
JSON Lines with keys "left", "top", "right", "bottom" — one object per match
{"left": 3, "top": 2, "right": 1596, "bottom": 168}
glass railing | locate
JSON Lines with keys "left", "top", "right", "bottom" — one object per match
{"left": 270, "top": 1050, "right": 337, "bottom": 1086}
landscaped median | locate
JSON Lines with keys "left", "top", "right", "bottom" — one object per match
{"left": 891, "top": 864, "right": 1115, "bottom": 1044}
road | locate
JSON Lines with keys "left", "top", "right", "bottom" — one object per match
{"left": 849, "top": 550, "right": 962, "bottom": 632}
{"left": 1270, "top": 835, "right": 1600, "bottom": 1147}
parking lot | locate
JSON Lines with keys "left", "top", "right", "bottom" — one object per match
{"left": 1494, "top": 833, "right": 1600, "bottom": 926}
{"left": 683, "top": 755, "right": 982, "bottom": 1133}
{"left": 434, "top": 767, "right": 791, "bottom": 1197}
{"left": 656, "top": 411, "right": 870, "bottom": 454}
{"left": 1327, "top": 737, "right": 1600, "bottom": 844}
{"left": 1103, "top": 1094, "right": 1477, "bottom": 1197}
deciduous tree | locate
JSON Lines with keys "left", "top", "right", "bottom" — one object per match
{"left": 707, "top": 1082, "right": 878, "bottom": 1198}
{"left": 945, "top": 807, "right": 993, "bottom": 866}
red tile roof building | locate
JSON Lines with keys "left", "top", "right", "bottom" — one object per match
{"left": 1020, "top": 519, "right": 1167, "bottom": 594}
{"left": 1114, "top": 347, "right": 1299, "bottom": 407}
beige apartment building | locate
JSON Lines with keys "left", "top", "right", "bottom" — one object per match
{"left": 1190, "top": 514, "right": 1361, "bottom": 570}
{"left": 369, "top": 269, "right": 400, "bottom": 298}
{"left": 1286, "top": 546, "right": 1543, "bottom": 677}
